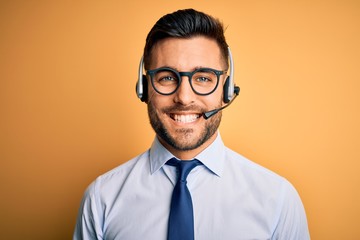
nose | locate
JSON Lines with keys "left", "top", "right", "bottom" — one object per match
{"left": 173, "top": 76, "right": 196, "bottom": 105}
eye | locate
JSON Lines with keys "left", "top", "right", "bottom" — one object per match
{"left": 195, "top": 76, "right": 212, "bottom": 82}
{"left": 193, "top": 71, "right": 216, "bottom": 84}
{"left": 159, "top": 76, "right": 176, "bottom": 82}
{"left": 155, "top": 70, "right": 178, "bottom": 85}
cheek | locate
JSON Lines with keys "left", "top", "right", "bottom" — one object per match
{"left": 205, "top": 89, "right": 224, "bottom": 107}
{"left": 146, "top": 87, "right": 156, "bottom": 103}
{"left": 147, "top": 92, "right": 171, "bottom": 111}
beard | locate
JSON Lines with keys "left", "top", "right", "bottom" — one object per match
{"left": 147, "top": 101, "right": 222, "bottom": 151}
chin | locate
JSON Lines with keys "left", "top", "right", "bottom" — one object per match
{"left": 148, "top": 100, "right": 222, "bottom": 152}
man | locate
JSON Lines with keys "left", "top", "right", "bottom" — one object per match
{"left": 74, "top": 9, "right": 310, "bottom": 240}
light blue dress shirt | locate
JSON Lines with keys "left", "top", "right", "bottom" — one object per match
{"left": 74, "top": 134, "right": 310, "bottom": 240}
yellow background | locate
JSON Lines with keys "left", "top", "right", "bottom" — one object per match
{"left": 1, "top": 0, "right": 359, "bottom": 239}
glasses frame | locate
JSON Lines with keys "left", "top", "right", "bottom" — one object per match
{"left": 146, "top": 67, "right": 227, "bottom": 96}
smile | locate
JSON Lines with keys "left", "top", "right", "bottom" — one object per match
{"left": 169, "top": 113, "right": 201, "bottom": 123}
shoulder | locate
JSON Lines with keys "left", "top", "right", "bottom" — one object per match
{"left": 74, "top": 150, "right": 151, "bottom": 238}
{"left": 85, "top": 150, "right": 150, "bottom": 198}
{"left": 224, "top": 147, "right": 286, "bottom": 184}
{"left": 224, "top": 147, "right": 310, "bottom": 239}
{"left": 223, "top": 147, "right": 302, "bottom": 206}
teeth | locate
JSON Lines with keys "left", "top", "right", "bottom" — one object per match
{"left": 173, "top": 114, "right": 199, "bottom": 123}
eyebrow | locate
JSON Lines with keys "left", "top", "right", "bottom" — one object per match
{"left": 154, "top": 66, "right": 208, "bottom": 72}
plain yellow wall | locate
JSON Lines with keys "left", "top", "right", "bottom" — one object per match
{"left": 1, "top": 0, "right": 359, "bottom": 239}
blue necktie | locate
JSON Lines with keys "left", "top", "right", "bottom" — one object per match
{"left": 166, "top": 158, "right": 202, "bottom": 240}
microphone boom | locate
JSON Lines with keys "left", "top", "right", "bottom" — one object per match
{"left": 203, "top": 86, "right": 240, "bottom": 120}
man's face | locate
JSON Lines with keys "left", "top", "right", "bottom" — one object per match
{"left": 147, "top": 36, "right": 227, "bottom": 156}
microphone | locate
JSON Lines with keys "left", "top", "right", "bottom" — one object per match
{"left": 203, "top": 86, "right": 240, "bottom": 120}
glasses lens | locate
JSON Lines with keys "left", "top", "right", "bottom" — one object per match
{"left": 152, "top": 69, "right": 179, "bottom": 94}
{"left": 191, "top": 69, "right": 219, "bottom": 94}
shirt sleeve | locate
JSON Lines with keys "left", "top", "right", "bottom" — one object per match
{"left": 272, "top": 180, "right": 310, "bottom": 240}
{"left": 73, "top": 181, "right": 104, "bottom": 240}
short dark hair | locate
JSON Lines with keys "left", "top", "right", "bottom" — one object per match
{"left": 143, "top": 9, "right": 229, "bottom": 69}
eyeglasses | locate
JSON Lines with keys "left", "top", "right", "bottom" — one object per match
{"left": 146, "top": 67, "right": 227, "bottom": 96}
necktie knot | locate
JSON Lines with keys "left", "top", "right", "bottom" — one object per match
{"left": 166, "top": 158, "right": 202, "bottom": 182}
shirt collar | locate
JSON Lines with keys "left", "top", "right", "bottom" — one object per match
{"left": 149, "top": 132, "right": 225, "bottom": 177}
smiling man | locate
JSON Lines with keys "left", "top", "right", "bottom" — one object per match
{"left": 74, "top": 9, "right": 310, "bottom": 240}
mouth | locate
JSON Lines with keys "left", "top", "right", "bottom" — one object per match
{"left": 169, "top": 113, "right": 201, "bottom": 123}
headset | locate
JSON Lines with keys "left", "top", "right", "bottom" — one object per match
{"left": 136, "top": 47, "right": 239, "bottom": 104}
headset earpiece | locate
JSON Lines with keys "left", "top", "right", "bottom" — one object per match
{"left": 223, "top": 76, "right": 240, "bottom": 103}
{"left": 223, "top": 76, "right": 231, "bottom": 103}
{"left": 223, "top": 47, "right": 238, "bottom": 103}
{"left": 141, "top": 75, "right": 148, "bottom": 102}
{"left": 136, "top": 74, "right": 148, "bottom": 102}
{"left": 136, "top": 56, "right": 148, "bottom": 102}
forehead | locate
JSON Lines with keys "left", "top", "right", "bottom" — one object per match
{"left": 149, "top": 36, "right": 225, "bottom": 70}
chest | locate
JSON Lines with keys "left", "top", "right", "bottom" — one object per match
{"left": 102, "top": 172, "right": 277, "bottom": 240}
